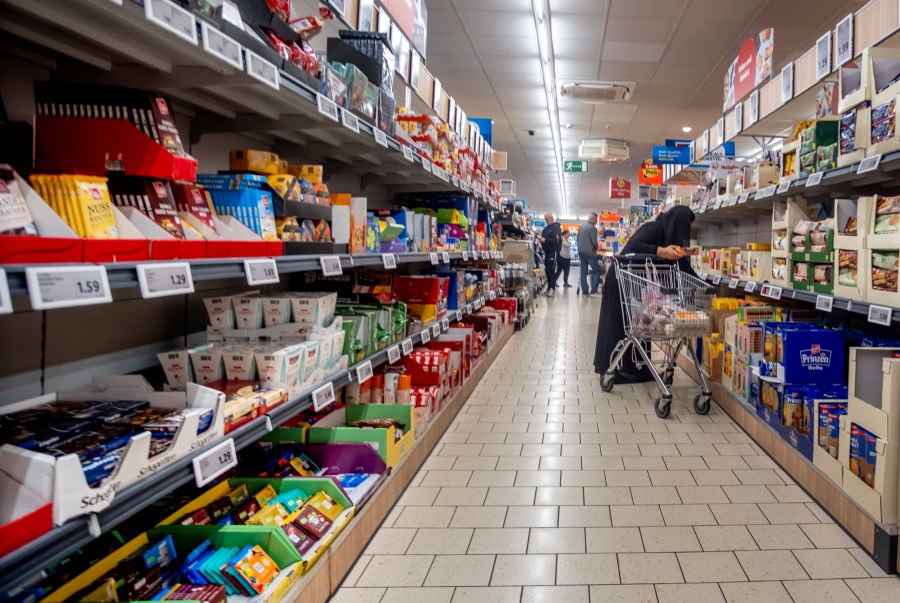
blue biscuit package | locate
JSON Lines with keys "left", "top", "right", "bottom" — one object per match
{"left": 775, "top": 327, "right": 846, "bottom": 385}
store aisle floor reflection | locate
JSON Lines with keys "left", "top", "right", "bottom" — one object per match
{"left": 332, "top": 291, "right": 898, "bottom": 603}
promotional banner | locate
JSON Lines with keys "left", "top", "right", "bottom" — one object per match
{"left": 653, "top": 145, "right": 692, "bottom": 165}
{"left": 723, "top": 28, "right": 774, "bottom": 111}
{"left": 609, "top": 177, "right": 632, "bottom": 199}
{"left": 638, "top": 159, "right": 663, "bottom": 184}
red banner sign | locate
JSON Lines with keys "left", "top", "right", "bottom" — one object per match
{"left": 608, "top": 177, "right": 632, "bottom": 199}
{"left": 724, "top": 29, "right": 774, "bottom": 111}
{"left": 638, "top": 160, "right": 663, "bottom": 185}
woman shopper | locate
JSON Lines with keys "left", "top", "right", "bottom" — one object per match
{"left": 556, "top": 231, "right": 573, "bottom": 287}
{"left": 592, "top": 206, "right": 698, "bottom": 383}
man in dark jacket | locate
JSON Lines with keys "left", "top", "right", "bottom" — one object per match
{"left": 577, "top": 212, "right": 602, "bottom": 296}
{"left": 539, "top": 212, "right": 562, "bottom": 297}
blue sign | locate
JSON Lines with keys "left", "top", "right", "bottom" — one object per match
{"left": 665, "top": 139, "right": 693, "bottom": 148}
{"left": 653, "top": 146, "right": 692, "bottom": 164}
{"left": 469, "top": 118, "right": 493, "bottom": 146}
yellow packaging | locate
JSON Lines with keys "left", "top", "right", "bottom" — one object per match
{"left": 305, "top": 490, "right": 344, "bottom": 521}
{"left": 267, "top": 175, "right": 302, "bottom": 201}
{"left": 301, "top": 165, "right": 323, "bottom": 184}
{"left": 245, "top": 503, "right": 290, "bottom": 527}
{"left": 229, "top": 149, "right": 280, "bottom": 174}
{"left": 253, "top": 484, "right": 278, "bottom": 507}
{"left": 78, "top": 578, "right": 118, "bottom": 602}
{"left": 72, "top": 176, "right": 118, "bottom": 239}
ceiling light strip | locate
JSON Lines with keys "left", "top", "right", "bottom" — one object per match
{"left": 531, "top": 0, "right": 567, "bottom": 214}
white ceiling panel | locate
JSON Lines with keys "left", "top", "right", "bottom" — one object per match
{"left": 605, "top": 18, "right": 676, "bottom": 44}
{"left": 480, "top": 55, "right": 542, "bottom": 75}
{"left": 554, "top": 38, "right": 601, "bottom": 61}
{"left": 451, "top": 0, "right": 532, "bottom": 10}
{"left": 601, "top": 41, "right": 667, "bottom": 63}
{"left": 596, "top": 61, "right": 657, "bottom": 80}
{"left": 609, "top": 0, "right": 687, "bottom": 20}
{"left": 555, "top": 59, "right": 599, "bottom": 80}
{"left": 461, "top": 12, "right": 536, "bottom": 37}
{"left": 472, "top": 35, "right": 538, "bottom": 57}
{"left": 550, "top": 14, "right": 609, "bottom": 41}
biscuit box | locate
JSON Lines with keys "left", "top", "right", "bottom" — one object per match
{"left": 775, "top": 327, "right": 846, "bottom": 385}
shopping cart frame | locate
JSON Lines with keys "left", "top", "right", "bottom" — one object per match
{"left": 598, "top": 255, "right": 714, "bottom": 418}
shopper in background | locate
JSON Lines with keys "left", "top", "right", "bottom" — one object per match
{"left": 556, "top": 231, "right": 573, "bottom": 288}
{"left": 577, "top": 212, "right": 602, "bottom": 296}
{"left": 593, "top": 206, "right": 698, "bottom": 382}
{"left": 539, "top": 212, "right": 562, "bottom": 297}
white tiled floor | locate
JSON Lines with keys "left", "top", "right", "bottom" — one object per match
{"left": 333, "top": 278, "right": 899, "bottom": 602}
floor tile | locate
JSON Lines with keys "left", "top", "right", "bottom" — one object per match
{"left": 586, "top": 527, "right": 645, "bottom": 553}
{"left": 675, "top": 486, "right": 729, "bottom": 505}
{"left": 721, "top": 485, "right": 778, "bottom": 504}
{"left": 467, "top": 528, "right": 529, "bottom": 554}
{"left": 528, "top": 527, "right": 586, "bottom": 553}
{"left": 783, "top": 579, "right": 860, "bottom": 603}
{"left": 708, "top": 504, "right": 769, "bottom": 525}
{"left": 467, "top": 470, "right": 516, "bottom": 487}
{"left": 718, "top": 581, "right": 791, "bottom": 603}
{"left": 757, "top": 503, "right": 821, "bottom": 524}
{"left": 746, "top": 524, "right": 813, "bottom": 550}
{"left": 792, "top": 548, "right": 870, "bottom": 579}
{"left": 845, "top": 577, "right": 900, "bottom": 601}
{"left": 655, "top": 583, "right": 725, "bottom": 603}
{"left": 453, "top": 457, "right": 500, "bottom": 471}
{"left": 618, "top": 553, "right": 684, "bottom": 584}
{"left": 364, "top": 529, "right": 417, "bottom": 555}
{"left": 383, "top": 587, "right": 454, "bottom": 603}
{"left": 484, "top": 487, "right": 536, "bottom": 506}
{"left": 558, "top": 505, "right": 612, "bottom": 527}
{"left": 407, "top": 529, "right": 474, "bottom": 555}
{"left": 424, "top": 555, "right": 495, "bottom": 587}
{"left": 660, "top": 504, "right": 717, "bottom": 526}
{"left": 648, "top": 470, "right": 697, "bottom": 487}
{"left": 585, "top": 486, "right": 633, "bottom": 505}
{"left": 504, "top": 506, "right": 558, "bottom": 528}
{"left": 491, "top": 554, "right": 556, "bottom": 586}
{"left": 556, "top": 553, "right": 619, "bottom": 585}
{"left": 434, "top": 487, "right": 488, "bottom": 507}
{"left": 535, "top": 486, "right": 584, "bottom": 506}
{"left": 734, "top": 550, "right": 809, "bottom": 581}
{"left": 522, "top": 585, "right": 589, "bottom": 603}
{"left": 641, "top": 526, "right": 702, "bottom": 552}
{"left": 631, "top": 486, "right": 682, "bottom": 505}
{"left": 357, "top": 555, "right": 434, "bottom": 587}
{"left": 395, "top": 507, "right": 456, "bottom": 528}
{"left": 589, "top": 585, "right": 658, "bottom": 602}
{"left": 330, "top": 588, "right": 386, "bottom": 603}
{"left": 561, "top": 470, "right": 607, "bottom": 487}
{"left": 540, "top": 456, "right": 581, "bottom": 471}
{"left": 677, "top": 551, "right": 747, "bottom": 582}
{"left": 421, "top": 471, "right": 473, "bottom": 488}
{"left": 450, "top": 587, "right": 522, "bottom": 603}
{"left": 611, "top": 505, "right": 665, "bottom": 527}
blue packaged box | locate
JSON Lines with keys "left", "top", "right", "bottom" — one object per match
{"left": 776, "top": 327, "right": 846, "bottom": 385}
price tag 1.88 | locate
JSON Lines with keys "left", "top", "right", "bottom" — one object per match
{"left": 401, "top": 338, "right": 414, "bottom": 355}
{"left": 868, "top": 304, "right": 893, "bottom": 327}
{"left": 192, "top": 438, "right": 238, "bottom": 487}
{"left": 145, "top": 0, "right": 198, "bottom": 44}
{"left": 25, "top": 265, "right": 112, "bottom": 311}
{"left": 0, "top": 269, "right": 11, "bottom": 315}
{"left": 387, "top": 345, "right": 401, "bottom": 364}
{"left": 137, "top": 262, "right": 195, "bottom": 298}
{"left": 312, "top": 381, "right": 335, "bottom": 412}
{"left": 320, "top": 255, "right": 343, "bottom": 276}
{"left": 356, "top": 360, "right": 374, "bottom": 384}
{"left": 244, "top": 258, "right": 279, "bottom": 285}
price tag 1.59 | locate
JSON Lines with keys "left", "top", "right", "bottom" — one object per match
{"left": 193, "top": 438, "right": 238, "bottom": 487}
{"left": 374, "top": 128, "right": 389, "bottom": 148}
{"left": 387, "top": 345, "right": 401, "bottom": 364}
{"left": 868, "top": 305, "right": 893, "bottom": 327}
{"left": 317, "top": 94, "right": 340, "bottom": 122}
{"left": 244, "top": 258, "right": 279, "bottom": 285}
{"left": 429, "top": 252, "right": 439, "bottom": 265}
{"left": 382, "top": 253, "right": 397, "bottom": 269}
{"left": 320, "top": 255, "right": 343, "bottom": 276}
{"left": 341, "top": 108, "right": 360, "bottom": 133}
{"left": 0, "top": 269, "right": 12, "bottom": 315}
{"left": 401, "top": 338, "right": 414, "bottom": 355}
{"left": 312, "top": 381, "right": 336, "bottom": 412}
{"left": 137, "top": 262, "right": 194, "bottom": 298}
{"left": 356, "top": 360, "right": 374, "bottom": 384}
{"left": 816, "top": 295, "right": 834, "bottom": 313}
{"left": 26, "top": 265, "right": 112, "bottom": 311}
{"left": 728, "top": 278, "right": 739, "bottom": 289}
{"left": 145, "top": 0, "right": 198, "bottom": 45}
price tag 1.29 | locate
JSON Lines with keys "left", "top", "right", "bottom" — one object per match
{"left": 356, "top": 360, "right": 374, "bottom": 384}
{"left": 145, "top": 0, "right": 198, "bottom": 45}
{"left": 25, "top": 265, "right": 112, "bottom": 311}
{"left": 387, "top": 345, "right": 401, "bottom": 364}
{"left": 401, "top": 338, "right": 414, "bottom": 355}
{"left": 244, "top": 258, "right": 279, "bottom": 285}
{"left": 320, "top": 255, "right": 343, "bottom": 276}
{"left": 137, "top": 262, "right": 194, "bottom": 298}
{"left": 728, "top": 278, "right": 739, "bottom": 289}
{"left": 0, "top": 269, "right": 12, "bottom": 315}
{"left": 341, "top": 108, "right": 360, "bottom": 133}
{"left": 816, "top": 295, "right": 834, "bottom": 313}
{"left": 382, "top": 253, "right": 397, "bottom": 269}
{"left": 868, "top": 304, "right": 893, "bottom": 327}
{"left": 192, "top": 438, "right": 238, "bottom": 487}
{"left": 312, "top": 381, "right": 335, "bottom": 412}
{"left": 317, "top": 94, "right": 340, "bottom": 122}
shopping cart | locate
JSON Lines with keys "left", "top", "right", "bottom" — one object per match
{"left": 599, "top": 255, "right": 714, "bottom": 418}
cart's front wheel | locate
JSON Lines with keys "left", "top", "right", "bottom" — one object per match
{"left": 662, "top": 368, "right": 675, "bottom": 387}
{"left": 693, "top": 393, "right": 712, "bottom": 415}
{"left": 654, "top": 396, "right": 672, "bottom": 419}
{"left": 600, "top": 372, "right": 615, "bottom": 392}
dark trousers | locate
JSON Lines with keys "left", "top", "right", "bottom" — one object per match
{"left": 545, "top": 252, "right": 559, "bottom": 290}
{"left": 556, "top": 256, "right": 571, "bottom": 284}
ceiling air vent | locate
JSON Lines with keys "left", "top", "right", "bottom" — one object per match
{"left": 559, "top": 82, "right": 634, "bottom": 103}
{"left": 579, "top": 139, "right": 629, "bottom": 163}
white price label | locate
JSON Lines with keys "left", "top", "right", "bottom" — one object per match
{"left": 312, "top": 382, "right": 335, "bottom": 412}
{"left": 712, "top": 275, "right": 722, "bottom": 285}
{"left": 734, "top": 101, "right": 743, "bottom": 132}
{"left": 403, "top": 146, "right": 415, "bottom": 162}
{"left": 356, "top": 360, "right": 374, "bottom": 384}
{"left": 763, "top": 185, "right": 777, "bottom": 198}
{"left": 421, "top": 160, "right": 431, "bottom": 174}
{"left": 442, "top": 318, "right": 450, "bottom": 331}
{"left": 429, "top": 252, "right": 439, "bottom": 265}
{"left": 245, "top": 50, "right": 279, "bottom": 90}
{"left": 374, "top": 128, "right": 389, "bottom": 147}
{"left": 776, "top": 182, "right": 791, "bottom": 194}
{"left": 816, "top": 295, "right": 834, "bottom": 313}
{"left": 341, "top": 108, "right": 360, "bottom": 133}
{"left": 835, "top": 13, "right": 853, "bottom": 67}
{"left": 483, "top": 251, "right": 490, "bottom": 260}
{"left": 320, "top": 255, "right": 343, "bottom": 276}
{"left": 420, "top": 328, "right": 431, "bottom": 343}
{"left": 401, "top": 338, "right": 414, "bottom": 355}
{"left": 244, "top": 258, "right": 279, "bottom": 285}
{"left": 452, "top": 176, "right": 459, "bottom": 187}
{"left": 728, "top": 278, "right": 739, "bottom": 289}
{"left": 749, "top": 89, "right": 759, "bottom": 125}
{"left": 317, "top": 94, "right": 340, "bottom": 122}
{"left": 738, "top": 194, "right": 750, "bottom": 204}
{"left": 858, "top": 154, "right": 882, "bottom": 175}
{"left": 200, "top": 22, "right": 243, "bottom": 69}
{"left": 763, "top": 285, "right": 783, "bottom": 300}
{"left": 192, "top": 438, "right": 237, "bottom": 488}
{"left": 455, "top": 311, "right": 462, "bottom": 321}
{"left": 0, "top": 269, "right": 11, "bottom": 315}
{"left": 462, "top": 251, "right": 469, "bottom": 260}
{"left": 137, "top": 262, "right": 194, "bottom": 298}
{"left": 387, "top": 345, "right": 401, "bottom": 364}
{"left": 489, "top": 290, "right": 497, "bottom": 300}
{"left": 26, "top": 266, "right": 112, "bottom": 311}
{"left": 806, "top": 172, "right": 824, "bottom": 187}
{"left": 442, "top": 252, "right": 451, "bottom": 263}
{"left": 781, "top": 62, "right": 794, "bottom": 103}
{"left": 745, "top": 281, "right": 757, "bottom": 293}
{"left": 475, "top": 298, "right": 484, "bottom": 309}
{"left": 713, "top": 199, "right": 723, "bottom": 210}
{"left": 466, "top": 303, "right": 473, "bottom": 313}
{"left": 382, "top": 253, "right": 397, "bottom": 269}
{"left": 868, "top": 305, "right": 893, "bottom": 326}
{"left": 815, "top": 31, "right": 832, "bottom": 80}
{"left": 145, "top": 0, "right": 198, "bottom": 44}
{"left": 432, "top": 323, "right": 441, "bottom": 337}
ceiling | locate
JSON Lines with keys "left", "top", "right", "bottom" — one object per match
{"left": 424, "top": 0, "right": 867, "bottom": 217}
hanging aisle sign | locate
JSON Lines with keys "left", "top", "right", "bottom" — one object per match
{"left": 638, "top": 160, "right": 663, "bottom": 185}
{"left": 609, "top": 177, "right": 632, "bottom": 199}
{"left": 723, "top": 28, "right": 775, "bottom": 111}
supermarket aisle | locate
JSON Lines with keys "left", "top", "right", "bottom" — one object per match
{"left": 333, "top": 291, "right": 898, "bottom": 603}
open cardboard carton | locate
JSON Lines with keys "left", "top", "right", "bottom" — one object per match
{"left": 0, "top": 376, "right": 225, "bottom": 525}
{"left": 849, "top": 350, "right": 900, "bottom": 442}
{"left": 866, "top": 50, "right": 900, "bottom": 157}
{"left": 0, "top": 447, "right": 53, "bottom": 557}
{"left": 839, "top": 415, "right": 899, "bottom": 525}
{"left": 812, "top": 401, "right": 848, "bottom": 487}
{"left": 305, "top": 404, "right": 415, "bottom": 468}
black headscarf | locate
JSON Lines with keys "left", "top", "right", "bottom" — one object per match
{"left": 655, "top": 206, "right": 695, "bottom": 248}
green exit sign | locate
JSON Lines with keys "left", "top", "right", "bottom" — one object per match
{"left": 564, "top": 160, "right": 588, "bottom": 173}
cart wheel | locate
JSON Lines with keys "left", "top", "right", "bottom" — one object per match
{"left": 600, "top": 372, "right": 615, "bottom": 392}
{"left": 693, "top": 393, "right": 712, "bottom": 415}
{"left": 662, "top": 368, "right": 675, "bottom": 387}
{"left": 654, "top": 397, "right": 672, "bottom": 419}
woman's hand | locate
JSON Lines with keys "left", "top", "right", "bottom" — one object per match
{"left": 657, "top": 245, "right": 685, "bottom": 261}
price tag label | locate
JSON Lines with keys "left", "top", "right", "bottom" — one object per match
{"left": 442, "top": 318, "right": 450, "bottom": 331}
{"left": 432, "top": 323, "right": 441, "bottom": 338}
{"left": 137, "top": 262, "right": 194, "bottom": 298}
{"left": 868, "top": 304, "right": 893, "bottom": 326}
{"left": 816, "top": 295, "right": 834, "bottom": 313}
{"left": 341, "top": 108, "right": 360, "bottom": 133}
{"left": 712, "top": 275, "right": 722, "bottom": 285}
{"left": 382, "top": 253, "right": 397, "bottom": 269}
{"left": 192, "top": 438, "right": 238, "bottom": 487}
{"left": 452, "top": 176, "right": 459, "bottom": 187}
{"left": 421, "top": 161, "right": 431, "bottom": 174}
{"left": 728, "top": 278, "right": 739, "bottom": 289}
{"left": 462, "top": 251, "right": 469, "bottom": 261}
{"left": 403, "top": 146, "right": 415, "bottom": 162}
{"left": 700, "top": 272, "right": 708, "bottom": 280}
{"left": 776, "top": 182, "right": 791, "bottom": 194}
{"left": 387, "top": 345, "right": 401, "bottom": 364}
{"left": 475, "top": 298, "right": 484, "bottom": 309}
{"left": 356, "top": 360, "right": 374, "bottom": 384}
{"left": 806, "top": 171, "right": 824, "bottom": 187}
{"left": 836, "top": 13, "right": 853, "bottom": 67}
{"left": 466, "top": 303, "right": 473, "bottom": 313}
{"left": 455, "top": 310, "right": 462, "bottom": 321}
{"left": 763, "top": 285, "right": 783, "bottom": 300}
{"left": 312, "top": 381, "right": 335, "bottom": 412}
{"left": 738, "top": 193, "right": 750, "bottom": 204}
{"left": 245, "top": 50, "right": 279, "bottom": 90}
{"left": 200, "top": 22, "right": 242, "bottom": 69}
{"left": 483, "top": 251, "right": 490, "bottom": 260}
{"left": 858, "top": 154, "right": 882, "bottom": 175}
{"left": 745, "top": 281, "right": 757, "bottom": 293}
{"left": 815, "top": 31, "right": 832, "bottom": 80}
{"left": 489, "top": 290, "right": 497, "bottom": 300}
{"left": 420, "top": 327, "right": 431, "bottom": 343}
{"left": 374, "top": 128, "right": 389, "bottom": 147}
{"left": 0, "top": 269, "right": 12, "bottom": 315}
{"left": 765, "top": 185, "right": 778, "bottom": 198}
{"left": 781, "top": 62, "right": 794, "bottom": 103}
{"left": 429, "top": 252, "right": 439, "bottom": 265}
{"left": 26, "top": 266, "right": 112, "bottom": 311}
{"left": 317, "top": 94, "right": 340, "bottom": 122}
{"left": 145, "top": 0, "right": 198, "bottom": 45}
{"left": 320, "top": 255, "right": 343, "bottom": 276}
{"left": 401, "top": 338, "right": 414, "bottom": 355}
{"left": 442, "top": 252, "right": 451, "bottom": 263}
{"left": 244, "top": 258, "right": 279, "bottom": 285}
